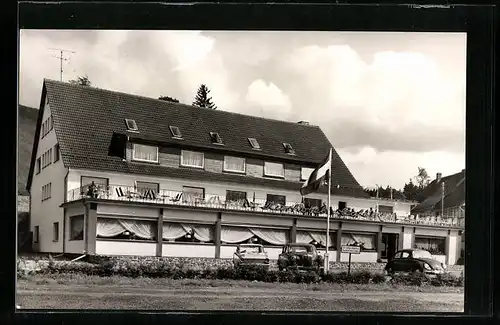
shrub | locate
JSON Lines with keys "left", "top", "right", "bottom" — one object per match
{"left": 370, "top": 272, "right": 387, "bottom": 284}
{"left": 18, "top": 255, "right": 464, "bottom": 288}
{"left": 263, "top": 270, "right": 279, "bottom": 283}
{"left": 278, "top": 270, "right": 297, "bottom": 283}
{"left": 430, "top": 273, "right": 464, "bottom": 287}
{"left": 216, "top": 267, "right": 236, "bottom": 280}
{"left": 390, "top": 272, "right": 430, "bottom": 286}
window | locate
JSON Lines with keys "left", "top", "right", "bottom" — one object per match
{"left": 132, "top": 143, "right": 159, "bottom": 163}
{"left": 41, "top": 122, "right": 45, "bottom": 138}
{"left": 169, "top": 126, "right": 182, "bottom": 138}
{"left": 223, "top": 156, "right": 245, "bottom": 173}
{"left": 136, "top": 181, "right": 159, "bottom": 197}
{"left": 341, "top": 233, "right": 377, "bottom": 251}
{"left": 301, "top": 167, "right": 315, "bottom": 181}
{"left": 42, "top": 149, "right": 52, "bottom": 169}
{"left": 304, "top": 198, "right": 322, "bottom": 209}
{"left": 226, "top": 190, "right": 247, "bottom": 202}
{"left": 34, "top": 226, "right": 39, "bottom": 243}
{"left": 394, "top": 251, "right": 410, "bottom": 259}
{"left": 50, "top": 116, "right": 54, "bottom": 130}
{"left": 53, "top": 144, "right": 60, "bottom": 162}
{"left": 209, "top": 132, "right": 223, "bottom": 145}
{"left": 414, "top": 236, "right": 446, "bottom": 255}
{"left": 182, "top": 186, "right": 205, "bottom": 204}
{"left": 378, "top": 205, "right": 394, "bottom": 214}
{"left": 338, "top": 201, "right": 347, "bottom": 210}
{"left": 36, "top": 158, "right": 41, "bottom": 174}
{"left": 283, "top": 143, "right": 295, "bottom": 155}
{"left": 171, "top": 223, "right": 214, "bottom": 244}
{"left": 96, "top": 218, "right": 157, "bottom": 241}
{"left": 81, "top": 176, "right": 109, "bottom": 189}
{"left": 53, "top": 222, "right": 59, "bottom": 241}
{"left": 264, "top": 162, "right": 284, "bottom": 178}
{"left": 248, "top": 138, "right": 261, "bottom": 150}
{"left": 266, "top": 194, "right": 286, "bottom": 205}
{"left": 125, "top": 119, "right": 138, "bottom": 131}
{"left": 41, "top": 183, "right": 52, "bottom": 201}
{"left": 180, "top": 150, "right": 204, "bottom": 168}
{"left": 70, "top": 215, "right": 84, "bottom": 241}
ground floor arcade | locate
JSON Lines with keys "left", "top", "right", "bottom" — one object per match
{"left": 58, "top": 199, "right": 463, "bottom": 265}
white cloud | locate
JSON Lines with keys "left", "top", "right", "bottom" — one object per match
{"left": 339, "top": 147, "right": 465, "bottom": 188}
{"left": 244, "top": 79, "right": 293, "bottom": 119}
{"left": 282, "top": 44, "right": 465, "bottom": 134}
{"left": 18, "top": 31, "right": 466, "bottom": 189}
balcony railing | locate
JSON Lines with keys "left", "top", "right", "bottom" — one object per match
{"left": 67, "top": 184, "right": 465, "bottom": 228}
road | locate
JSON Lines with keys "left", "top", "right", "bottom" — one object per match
{"left": 17, "top": 283, "right": 464, "bottom": 312}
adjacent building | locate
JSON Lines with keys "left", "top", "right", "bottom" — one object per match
{"left": 26, "top": 79, "right": 465, "bottom": 265}
{"left": 412, "top": 170, "right": 466, "bottom": 262}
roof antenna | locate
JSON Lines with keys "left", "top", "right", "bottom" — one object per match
{"left": 48, "top": 48, "right": 76, "bottom": 82}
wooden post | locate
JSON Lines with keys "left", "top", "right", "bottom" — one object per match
{"left": 156, "top": 208, "right": 163, "bottom": 257}
{"left": 377, "top": 225, "right": 383, "bottom": 261}
{"left": 336, "top": 222, "right": 342, "bottom": 262}
{"left": 214, "top": 212, "right": 222, "bottom": 259}
{"left": 347, "top": 253, "right": 352, "bottom": 277}
{"left": 291, "top": 218, "right": 297, "bottom": 243}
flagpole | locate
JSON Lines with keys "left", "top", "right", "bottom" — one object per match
{"left": 325, "top": 148, "right": 332, "bottom": 272}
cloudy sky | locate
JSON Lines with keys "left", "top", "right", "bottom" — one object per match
{"left": 19, "top": 30, "right": 466, "bottom": 189}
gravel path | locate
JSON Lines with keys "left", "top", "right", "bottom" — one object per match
{"left": 17, "top": 283, "right": 464, "bottom": 312}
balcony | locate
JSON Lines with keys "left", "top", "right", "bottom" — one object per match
{"left": 67, "top": 184, "right": 465, "bottom": 228}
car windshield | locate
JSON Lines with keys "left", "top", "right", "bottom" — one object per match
{"left": 412, "top": 250, "right": 432, "bottom": 259}
{"left": 290, "top": 246, "right": 312, "bottom": 253}
{"left": 240, "top": 246, "right": 262, "bottom": 254}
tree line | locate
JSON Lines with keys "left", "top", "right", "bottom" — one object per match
{"left": 363, "top": 167, "right": 431, "bottom": 202}
{"left": 69, "top": 75, "right": 217, "bottom": 109}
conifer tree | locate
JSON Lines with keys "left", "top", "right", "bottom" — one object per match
{"left": 192, "top": 84, "right": 217, "bottom": 109}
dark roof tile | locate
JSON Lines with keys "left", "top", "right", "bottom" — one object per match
{"left": 412, "top": 170, "right": 465, "bottom": 213}
{"left": 28, "top": 79, "right": 367, "bottom": 198}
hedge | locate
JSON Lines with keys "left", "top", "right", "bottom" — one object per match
{"left": 17, "top": 257, "right": 464, "bottom": 287}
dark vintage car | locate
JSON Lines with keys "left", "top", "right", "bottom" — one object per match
{"left": 233, "top": 244, "right": 270, "bottom": 270}
{"left": 384, "top": 249, "right": 448, "bottom": 276}
{"left": 278, "top": 243, "right": 324, "bottom": 274}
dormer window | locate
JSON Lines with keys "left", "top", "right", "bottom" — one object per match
{"left": 132, "top": 143, "right": 158, "bottom": 163}
{"left": 210, "top": 132, "right": 223, "bottom": 145}
{"left": 248, "top": 137, "right": 261, "bottom": 150}
{"left": 283, "top": 142, "right": 295, "bottom": 155}
{"left": 169, "top": 126, "right": 183, "bottom": 139}
{"left": 125, "top": 119, "right": 138, "bottom": 132}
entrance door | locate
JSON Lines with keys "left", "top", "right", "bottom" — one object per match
{"left": 381, "top": 233, "right": 399, "bottom": 261}
{"left": 386, "top": 233, "right": 399, "bottom": 261}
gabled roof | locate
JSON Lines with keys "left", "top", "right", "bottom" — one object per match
{"left": 27, "top": 79, "right": 366, "bottom": 197}
{"left": 411, "top": 170, "right": 465, "bottom": 213}
{"left": 18, "top": 105, "right": 38, "bottom": 195}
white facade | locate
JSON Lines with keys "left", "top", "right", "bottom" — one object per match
{"left": 66, "top": 168, "right": 414, "bottom": 215}
{"left": 30, "top": 98, "right": 68, "bottom": 253}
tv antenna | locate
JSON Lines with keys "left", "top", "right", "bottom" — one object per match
{"left": 48, "top": 48, "right": 76, "bottom": 81}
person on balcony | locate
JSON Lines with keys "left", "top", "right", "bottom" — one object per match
{"left": 86, "top": 181, "right": 98, "bottom": 199}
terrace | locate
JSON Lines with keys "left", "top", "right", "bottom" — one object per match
{"left": 67, "top": 184, "right": 465, "bottom": 228}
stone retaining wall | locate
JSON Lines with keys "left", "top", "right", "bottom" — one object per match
{"left": 87, "top": 255, "right": 464, "bottom": 272}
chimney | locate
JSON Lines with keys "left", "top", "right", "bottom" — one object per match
{"left": 436, "top": 172, "right": 442, "bottom": 181}
{"left": 297, "top": 121, "right": 309, "bottom": 125}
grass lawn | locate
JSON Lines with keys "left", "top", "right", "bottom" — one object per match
{"left": 18, "top": 273, "right": 464, "bottom": 293}
{"left": 16, "top": 274, "right": 464, "bottom": 311}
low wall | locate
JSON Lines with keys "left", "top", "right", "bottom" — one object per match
{"left": 86, "top": 255, "right": 464, "bottom": 273}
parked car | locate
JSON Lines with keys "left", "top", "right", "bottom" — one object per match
{"left": 384, "top": 249, "right": 448, "bottom": 276}
{"left": 278, "top": 243, "right": 324, "bottom": 274}
{"left": 233, "top": 244, "right": 270, "bottom": 270}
